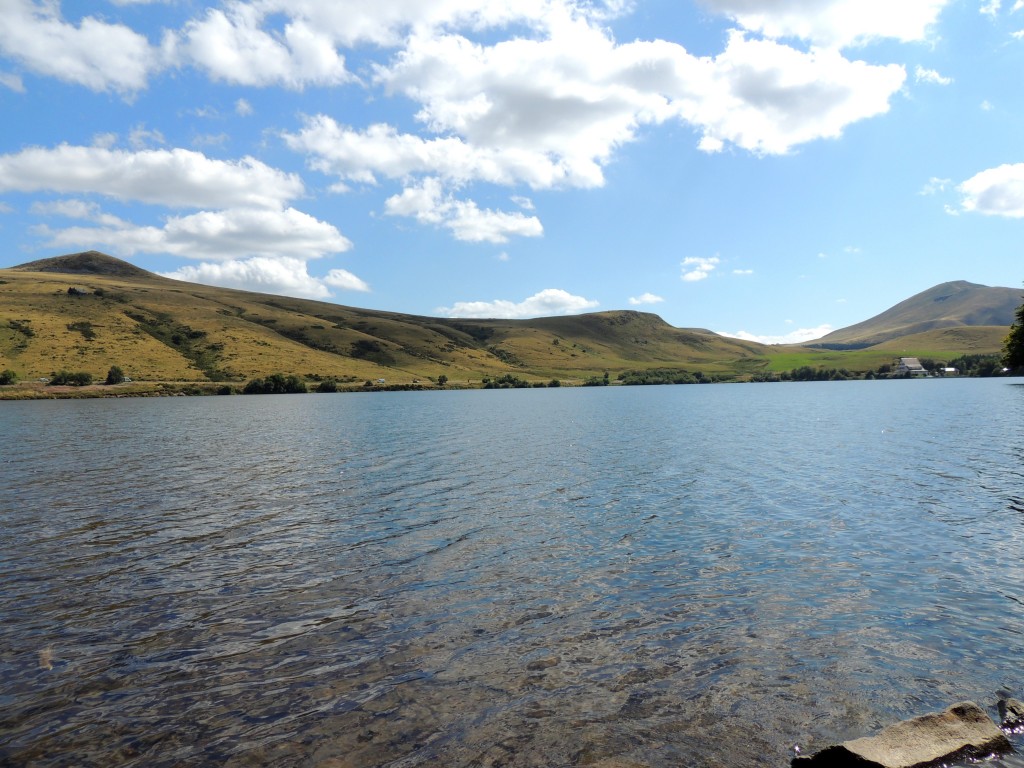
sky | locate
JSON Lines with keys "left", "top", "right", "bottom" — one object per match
{"left": 1, "top": 0, "right": 1023, "bottom": 343}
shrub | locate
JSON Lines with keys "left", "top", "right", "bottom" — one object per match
{"left": 50, "top": 370, "right": 93, "bottom": 386}
{"left": 242, "top": 373, "right": 307, "bottom": 394}
{"left": 316, "top": 379, "right": 338, "bottom": 393}
{"left": 0, "top": 369, "right": 17, "bottom": 385}
{"left": 105, "top": 365, "right": 125, "bottom": 385}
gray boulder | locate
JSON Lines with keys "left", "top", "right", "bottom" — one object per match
{"left": 999, "top": 697, "right": 1024, "bottom": 730}
{"left": 792, "top": 701, "right": 1012, "bottom": 768}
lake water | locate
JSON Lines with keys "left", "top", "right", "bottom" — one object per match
{"left": 2, "top": 379, "right": 1024, "bottom": 767}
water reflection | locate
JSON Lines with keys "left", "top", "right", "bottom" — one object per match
{"left": 1, "top": 380, "right": 1023, "bottom": 766}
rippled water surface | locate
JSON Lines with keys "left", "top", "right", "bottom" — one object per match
{"left": 3, "top": 380, "right": 1024, "bottom": 767}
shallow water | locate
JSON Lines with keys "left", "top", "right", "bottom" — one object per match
{"left": 2, "top": 379, "right": 1024, "bottom": 767}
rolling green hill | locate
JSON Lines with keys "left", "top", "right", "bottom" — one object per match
{"left": 0, "top": 252, "right": 1016, "bottom": 395}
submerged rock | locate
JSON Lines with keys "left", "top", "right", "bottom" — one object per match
{"left": 792, "top": 701, "right": 1012, "bottom": 768}
{"left": 1000, "top": 698, "right": 1024, "bottom": 730}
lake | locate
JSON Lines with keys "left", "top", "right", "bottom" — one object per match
{"left": 2, "top": 379, "right": 1024, "bottom": 767}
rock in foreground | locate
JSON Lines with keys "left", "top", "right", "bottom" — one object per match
{"left": 1000, "top": 698, "right": 1024, "bottom": 730}
{"left": 792, "top": 701, "right": 1012, "bottom": 768}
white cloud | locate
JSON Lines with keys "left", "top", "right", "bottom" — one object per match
{"left": 628, "top": 292, "right": 665, "bottom": 305}
{"left": 0, "top": 0, "right": 160, "bottom": 92}
{"left": 436, "top": 288, "right": 599, "bottom": 318}
{"left": 384, "top": 178, "right": 542, "bottom": 243}
{"left": 270, "top": 1, "right": 913, "bottom": 247}
{"left": 128, "top": 125, "right": 166, "bottom": 150}
{"left": 30, "top": 198, "right": 128, "bottom": 227}
{"left": 681, "top": 256, "right": 720, "bottom": 282}
{"left": 0, "top": 145, "right": 304, "bottom": 210}
{"left": 37, "top": 206, "right": 352, "bottom": 261}
{"left": 981, "top": 0, "right": 1002, "bottom": 16}
{"left": 719, "top": 324, "right": 834, "bottom": 345}
{"left": 1012, "top": 30, "right": 1024, "bottom": 39}
{"left": 284, "top": 117, "right": 587, "bottom": 190}
{"left": 161, "top": 256, "right": 366, "bottom": 300}
{"left": 959, "top": 163, "right": 1024, "bottom": 217}
{"left": 323, "top": 268, "right": 370, "bottom": 292}
{"left": 1015, "top": 0, "right": 1024, "bottom": 11}
{"left": 681, "top": 32, "right": 906, "bottom": 156}
{"left": 235, "top": 98, "right": 253, "bottom": 116}
{"left": 171, "top": 4, "right": 350, "bottom": 89}
{"left": 920, "top": 176, "right": 951, "bottom": 195}
{"left": 915, "top": 66, "right": 952, "bottom": 85}
{"left": 733, "top": 268, "right": 754, "bottom": 275}
{"left": 701, "top": 0, "right": 950, "bottom": 48}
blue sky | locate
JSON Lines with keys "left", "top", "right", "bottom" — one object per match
{"left": 1, "top": 0, "right": 1022, "bottom": 343}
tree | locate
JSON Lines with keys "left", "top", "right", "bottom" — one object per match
{"left": 105, "top": 365, "right": 125, "bottom": 385}
{"left": 436, "top": 374, "right": 448, "bottom": 387}
{"left": 0, "top": 369, "right": 17, "bottom": 385}
{"left": 1004, "top": 293, "right": 1024, "bottom": 371}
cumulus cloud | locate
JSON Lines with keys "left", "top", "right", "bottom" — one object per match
{"left": 682, "top": 32, "right": 906, "bottom": 155}
{"left": 628, "top": 292, "right": 665, "bottom": 305}
{"left": 681, "top": 256, "right": 720, "bottom": 282}
{"left": 719, "top": 324, "right": 834, "bottom": 345}
{"left": 323, "top": 268, "right": 370, "bottom": 292}
{"left": 384, "top": 178, "right": 542, "bottom": 243}
{"left": 733, "top": 269, "right": 754, "bottom": 275}
{"left": 959, "top": 163, "right": 1024, "bottom": 217}
{"left": 284, "top": 117, "right": 592, "bottom": 191}
{"left": 169, "top": 4, "right": 350, "bottom": 89}
{"left": 436, "top": 288, "right": 599, "bottom": 318}
{"left": 0, "top": 0, "right": 160, "bottom": 92}
{"left": 0, "top": 145, "right": 304, "bottom": 210}
{"left": 39, "top": 206, "right": 351, "bottom": 261}
{"left": 161, "top": 256, "right": 366, "bottom": 300}
{"left": 701, "top": 0, "right": 949, "bottom": 48}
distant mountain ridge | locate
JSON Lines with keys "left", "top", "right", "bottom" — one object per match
{"left": 0, "top": 251, "right": 1017, "bottom": 385}
{"left": 811, "top": 280, "right": 1020, "bottom": 349}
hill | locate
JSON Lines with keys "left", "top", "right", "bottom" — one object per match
{"left": 10, "top": 250, "right": 155, "bottom": 279}
{"left": 0, "top": 252, "right": 769, "bottom": 387}
{"left": 0, "top": 253, "right": 1016, "bottom": 393}
{"left": 811, "top": 281, "right": 1021, "bottom": 349}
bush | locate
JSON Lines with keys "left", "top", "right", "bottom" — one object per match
{"left": 105, "top": 365, "right": 125, "bottom": 385}
{"left": 0, "top": 369, "right": 17, "bottom": 385}
{"left": 50, "top": 370, "right": 93, "bottom": 386}
{"left": 242, "top": 373, "right": 307, "bottom": 394}
{"left": 316, "top": 379, "right": 338, "bottom": 393}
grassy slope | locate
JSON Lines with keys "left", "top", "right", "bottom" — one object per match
{"left": 0, "top": 264, "right": 770, "bottom": 385}
{"left": 814, "top": 281, "right": 1021, "bottom": 347}
{"left": 0, "top": 254, "right": 1012, "bottom": 389}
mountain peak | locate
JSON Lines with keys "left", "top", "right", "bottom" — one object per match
{"left": 9, "top": 251, "right": 154, "bottom": 279}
